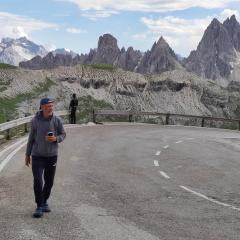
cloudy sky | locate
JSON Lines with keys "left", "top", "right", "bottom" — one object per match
{"left": 1, "top": 0, "right": 240, "bottom": 57}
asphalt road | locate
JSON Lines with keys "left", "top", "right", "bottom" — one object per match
{"left": 1, "top": 124, "right": 240, "bottom": 240}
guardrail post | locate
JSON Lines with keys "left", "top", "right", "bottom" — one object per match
{"left": 129, "top": 114, "right": 133, "bottom": 122}
{"left": 24, "top": 123, "right": 28, "bottom": 133}
{"left": 24, "top": 114, "right": 28, "bottom": 133}
{"left": 92, "top": 109, "right": 96, "bottom": 123}
{"left": 201, "top": 118, "right": 205, "bottom": 127}
{"left": 165, "top": 114, "right": 170, "bottom": 125}
{"left": 6, "top": 119, "right": 10, "bottom": 140}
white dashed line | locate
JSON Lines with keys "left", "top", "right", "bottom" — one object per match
{"left": 163, "top": 145, "right": 169, "bottom": 149}
{"left": 159, "top": 171, "right": 170, "bottom": 179}
{"left": 175, "top": 141, "right": 183, "bottom": 144}
{"left": 175, "top": 165, "right": 182, "bottom": 169}
{"left": 186, "top": 138, "right": 195, "bottom": 140}
{"left": 180, "top": 185, "right": 240, "bottom": 211}
{"left": 155, "top": 151, "right": 161, "bottom": 156}
{"left": 154, "top": 160, "right": 159, "bottom": 167}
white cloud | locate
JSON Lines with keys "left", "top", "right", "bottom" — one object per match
{"left": 66, "top": 27, "right": 87, "bottom": 33}
{"left": 43, "top": 43, "right": 57, "bottom": 51}
{"left": 137, "top": 15, "right": 213, "bottom": 56}
{"left": 58, "top": 0, "right": 239, "bottom": 18}
{"left": 132, "top": 32, "right": 148, "bottom": 40}
{"left": 0, "top": 12, "right": 58, "bottom": 39}
{"left": 136, "top": 8, "right": 240, "bottom": 57}
{"left": 219, "top": 9, "right": 240, "bottom": 21}
{"left": 12, "top": 26, "right": 28, "bottom": 38}
{"left": 80, "top": 10, "right": 118, "bottom": 20}
{"left": 141, "top": 16, "right": 212, "bottom": 36}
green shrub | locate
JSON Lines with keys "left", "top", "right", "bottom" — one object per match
{"left": 0, "top": 63, "right": 17, "bottom": 69}
{"left": 86, "top": 63, "right": 117, "bottom": 71}
{"left": 0, "top": 77, "right": 56, "bottom": 123}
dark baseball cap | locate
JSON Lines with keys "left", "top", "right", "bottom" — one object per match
{"left": 40, "top": 97, "right": 54, "bottom": 106}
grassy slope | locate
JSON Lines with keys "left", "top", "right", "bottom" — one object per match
{"left": 0, "top": 78, "right": 56, "bottom": 123}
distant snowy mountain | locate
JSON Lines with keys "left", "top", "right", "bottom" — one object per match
{"left": 51, "top": 48, "right": 78, "bottom": 58}
{"left": 0, "top": 37, "right": 47, "bottom": 66}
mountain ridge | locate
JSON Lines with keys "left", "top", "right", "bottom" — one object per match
{"left": 0, "top": 15, "right": 239, "bottom": 88}
{"left": 0, "top": 37, "right": 47, "bottom": 66}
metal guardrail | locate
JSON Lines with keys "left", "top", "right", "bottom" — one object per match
{"left": 0, "top": 110, "right": 69, "bottom": 140}
{"left": 92, "top": 109, "right": 240, "bottom": 130}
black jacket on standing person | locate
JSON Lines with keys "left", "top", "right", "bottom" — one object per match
{"left": 69, "top": 95, "right": 78, "bottom": 124}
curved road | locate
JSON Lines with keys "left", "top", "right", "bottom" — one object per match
{"left": 1, "top": 124, "right": 240, "bottom": 240}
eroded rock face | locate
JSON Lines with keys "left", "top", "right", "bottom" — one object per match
{"left": 136, "top": 37, "right": 181, "bottom": 74}
{"left": 92, "top": 34, "right": 120, "bottom": 65}
{"left": 19, "top": 52, "right": 80, "bottom": 69}
{"left": 148, "top": 79, "right": 187, "bottom": 92}
{"left": 223, "top": 15, "right": 240, "bottom": 51}
{"left": 184, "top": 16, "right": 239, "bottom": 84}
{"left": 118, "top": 47, "right": 142, "bottom": 71}
{"left": 2, "top": 65, "right": 240, "bottom": 120}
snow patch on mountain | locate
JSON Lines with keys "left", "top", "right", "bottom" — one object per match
{"left": 0, "top": 37, "right": 48, "bottom": 66}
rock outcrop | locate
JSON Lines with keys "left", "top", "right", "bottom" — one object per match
{"left": 2, "top": 64, "right": 240, "bottom": 120}
{"left": 184, "top": 16, "right": 240, "bottom": 86}
{"left": 118, "top": 47, "right": 142, "bottom": 71}
{"left": 91, "top": 34, "right": 120, "bottom": 65}
{"left": 223, "top": 15, "right": 240, "bottom": 51}
{"left": 136, "top": 37, "right": 181, "bottom": 74}
{"left": 19, "top": 52, "right": 76, "bottom": 69}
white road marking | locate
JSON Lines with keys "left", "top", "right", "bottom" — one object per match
{"left": 0, "top": 141, "right": 27, "bottom": 173}
{"left": 159, "top": 171, "right": 170, "bottom": 179}
{"left": 186, "top": 138, "right": 195, "bottom": 140}
{"left": 175, "top": 141, "right": 183, "bottom": 144}
{"left": 0, "top": 124, "right": 92, "bottom": 174}
{"left": 155, "top": 151, "right": 161, "bottom": 156}
{"left": 0, "top": 137, "right": 28, "bottom": 159}
{"left": 163, "top": 145, "right": 169, "bottom": 149}
{"left": 154, "top": 160, "right": 159, "bottom": 167}
{"left": 180, "top": 185, "right": 240, "bottom": 211}
{"left": 175, "top": 165, "right": 182, "bottom": 169}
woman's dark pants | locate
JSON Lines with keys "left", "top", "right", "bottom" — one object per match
{"left": 32, "top": 156, "right": 57, "bottom": 207}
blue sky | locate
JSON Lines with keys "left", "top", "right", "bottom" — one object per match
{"left": 0, "top": 0, "right": 239, "bottom": 57}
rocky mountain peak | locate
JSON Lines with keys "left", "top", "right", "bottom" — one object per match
{"left": 184, "top": 15, "right": 238, "bottom": 84}
{"left": 136, "top": 36, "right": 180, "bottom": 74}
{"left": 225, "top": 15, "right": 238, "bottom": 24}
{"left": 92, "top": 33, "right": 120, "bottom": 65}
{"left": 0, "top": 37, "right": 47, "bottom": 66}
{"left": 210, "top": 18, "right": 221, "bottom": 28}
{"left": 19, "top": 51, "right": 78, "bottom": 69}
{"left": 198, "top": 17, "right": 234, "bottom": 55}
{"left": 156, "top": 36, "right": 168, "bottom": 47}
{"left": 223, "top": 14, "right": 240, "bottom": 51}
{"left": 98, "top": 34, "right": 118, "bottom": 50}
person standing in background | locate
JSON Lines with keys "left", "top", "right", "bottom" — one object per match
{"left": 69, "top": 93, "right": 78, "bottom": 124}
{"left": 25, "top": 97, "right": 66, "bottom": 218}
